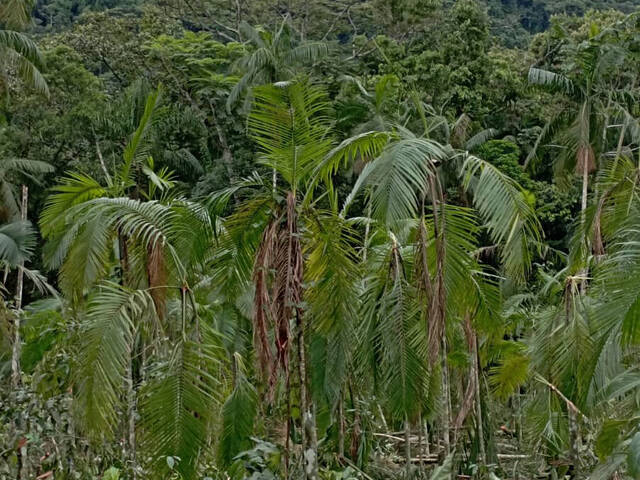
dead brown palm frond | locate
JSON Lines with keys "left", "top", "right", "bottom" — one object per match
{"left": 576, "top": 145, "right": 596, "bottom": 175}
{"left": 252, "top": 218, "right": 278, "bottom": 387}
{"left": 452, "top": 313, "right": 477, "bottom": 439}
{"left": 451, "top": 113, "right": 472, "bottom": 149}
{"left": 415, "top": 217, "right": 434, "bottom": 302}
{"left": 147, "top": 239, "right": 167, "bottom": 318}
{"left": 272, "top": 192, "right": 304, "bottom": 382}
{"left": 426, "top": 180, "right": 446, "bottom": 367}
{"left": 592, "top": 190, "right": 609, "bottom": 258}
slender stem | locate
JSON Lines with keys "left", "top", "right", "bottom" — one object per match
{"left": 404, "top": 417, "right": 411, "bottom": 476}
{"left": 442, "top": 336, "right": 451, "bottom": 455}
{"left": 474, "top": 333, "right": 486, "bottom": 466}
{"left": 11, "top": 185, "right": 28, "bottom": 389}
{"left": 338, "top": 391, "right": 345, "bottom": 460}
{"left": 127, "top": 348, "right": 137, "bottom": 480}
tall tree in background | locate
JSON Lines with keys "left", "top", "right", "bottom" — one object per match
{"left": 226, "top": 17, "right": 327, "bottom": 111}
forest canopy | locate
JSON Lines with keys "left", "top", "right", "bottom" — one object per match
{"left": 2, "top": 0, "right": 640, "bottom": 479}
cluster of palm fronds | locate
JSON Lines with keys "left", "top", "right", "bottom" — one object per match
{"left": 5, "top": 9, "right": 640, "bottom": 480}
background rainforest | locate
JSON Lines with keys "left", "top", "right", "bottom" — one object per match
{"left": 2, "top": 0, "right": 640, "bottom": 479}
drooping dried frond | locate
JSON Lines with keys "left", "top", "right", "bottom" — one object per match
{"left": 271, "top": 192, "right": 303, "bottom": 382}
{"left": 252, "top": 218, "right": 278, "bottom": 385}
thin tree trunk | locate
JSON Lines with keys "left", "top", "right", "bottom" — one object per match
{"left": 95, "top": 137, "right": 111, "bottom": 183}
{"left": 127, "top": 352, "right": 137, "bottom": 479}
{"left": 418, "top": 412, "right": 424, "bottom": 474}
{"left": 349, "top": 381, "right": 361, "bottom": 461}
{"left": 580, "top": 153, "right": 589, "bottom": 294}
{"left": 404, "top": 418, "right": 411, "bottom": 476}
{"left": 474, "top": 333, "right": 486, "bottom": 466}
{"left": 363, "top": 199, "right": 372, "bottom": 262}
{"left": 424, "top": 420, "right": 430, "bottom": 456}
{"left": 338, "top": 392, "right": 345, "bottom": 460}
{"left": 568, "top": 407, "right": 581, "bottom": 477}
{"left": 378, "top": 403, "right": 389, "bottom": 433}
{"left": 284, "top": 376, "right": 291, "bottom": 478}
{"left": 272, "top": 167, "right": 277, "bottom": 194}
{"left": 453, "top": 313, "right": 477, "bottom": 445}
{"left": 299, "top": 315, "right": 318, "bottom": 480}
{"left": 298, "top": 316, "right": 307, "bottom": 467}
{"left": 441, "top": 336, "right": 451, "bottom": 455}
{"left": 306, "top": 405, "right": 319, "bottom": 480}
{"left": 581, "top": 156, "right": 589, "bottom": 215}
{"left": 11, "top": 185, "right": 27, "bottom": 389}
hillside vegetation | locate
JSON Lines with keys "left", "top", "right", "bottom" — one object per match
{"left": 2, "top": 1, "right": 640, "bottom": 479}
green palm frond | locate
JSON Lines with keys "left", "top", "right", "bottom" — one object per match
{"left": 283, "top": 42, "right": 328, "bottom": 66}
{"left": 140, "top": 325, "right": 224, "bottom": 480}
{"left": 0, "top": 220, "right": 35, "bottom": 267}
{"left": 460, "top": 153, "right": 541, "bottom": 279}
{"left": 208, "top": 195, "right": 271, "bottom": 293}
{"left": 47, "top": 196, "right": 208, "bottom": 297}
{"left": 305, "top": 212, "right": 361, "bottom": 402}
{"left": 0, "top": 30, "right": 42, "bottom": 66}
{"left": 465, "top": 128, "right": 499, "bottom": 151}
{"left": 0, "top": 31, "right": 48, "bottom": 96}
{"left": 9, "top": 48, "right": 49, "bottom": 96}
{"left": 0, "top": 0, "right": 34, "bottom": 29}
{"left": 75, "top": 283, "right": 154, "bottom": 436}
{"left": 249, "top": 79, "right": 332, "bottom": 191}
{"left": 119, "top": 86, "right": 165, "bottom": 184}
{"left": 316, "top": 130, "right": 391, "bottom": 185}
{"left": 528, "top": 67, "right": 576, "bottom": 96}
{"left": 238, "top": 22, "right": 267, "bottom": 50}
{"left": 40, "top": 172, "right": 106, "bottom": 238}
{"left": 2, "top": 158, "right": 54, "bottom": 176}
{"left": 592, "top": 229, "right": 640, "bottom": 346}
{"left": 489, "top": 342, "right": 530, "bottom": 400}
{"left": 523, "top": 112, "right": 573, "bottom": 171}
{"left": 55, "top": 214, "right": 114, "bottom": 297}
{"left": 345, "top": 137, "right": 446, "bottom": 224}
{"left": 217, "top": 353, "right": 257, "bottom": 468}
{"left": 358, "top": 235, "right": 428, "bottom": 421}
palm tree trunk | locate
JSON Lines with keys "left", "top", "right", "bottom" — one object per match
{"left": 127, "top": 352, "right": 137, "bottom": 480}
{"left": 306, "top": 406, "right": 319, "bottom": 480}
{"left": 284, "top": 372, "right": 291, "bottom": 479}
{"left": 338, "top": 392, "right": 345, "bottom": 459}
{"left": 474, "top": 333, "right": 486, "bottom": 466}
{"left": 363, "top": 199, "right": 372, "bottom": 262}
{"left": 581, "top": 156, "right": 589, "bottom": 215}
{"left": 424, "top": 420, "right": 430, "bottom": 453}
{"left": 11, "top": 185, "right": 27, "bottom": 389}
{"left": 580, "top": 152, "right": 589, "bottom": 294}
{"left": 404, "top": 417, "right": 411, "bottom": 476}
{"left": 441, "top": 336, "right": 451, "bottom": 455}
{"left": 298, "top": 316, "right": 307, "bottom": 468}
{"left": 418, "top": 412, "right": 424, "bottom": 473}
{"left": 568, "top": 407, "right": 581, "bottom": 477}
{"left": 299, "top": 315, "right": 318, "bottom": 480}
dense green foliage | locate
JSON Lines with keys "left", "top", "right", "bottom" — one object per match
{"left": 3, "top": 0, "right": 640, "bottom": 479}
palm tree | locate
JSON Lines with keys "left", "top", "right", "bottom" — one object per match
{"left": 226, "top": 16, "right": 328, "bottom": 112}
{"left": 0, "top": 158, "right": 53, "bottom": 221}
{"left": 323, "top": 104, "right": 541, "bottom": 466}
{"left": 209, "top": 78, "right": 374, "bottom": 479}
{"left": 40, "top": 86, "right": 230, "bottom": 480}
{"left": 527, "top": 29, "right": 627, "bottom": 227}
{"left": 0, "top": 0, "right": 48, "bottom": 97}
